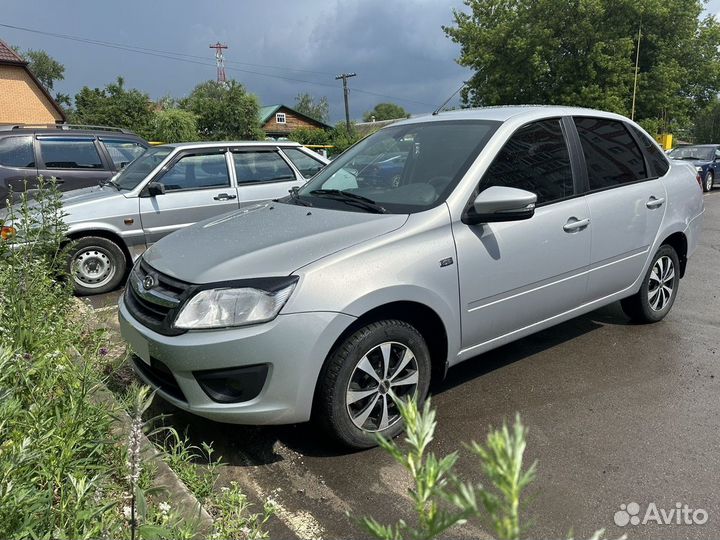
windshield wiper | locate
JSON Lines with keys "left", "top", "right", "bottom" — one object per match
{"left": 309, "top": 189, "right": 387, "bottom": 214}
{"left": 287, "top": 186, "right": 312, "bottom": 207}
{"left": 99, "top": 178, "right": 121, "bottom": 190}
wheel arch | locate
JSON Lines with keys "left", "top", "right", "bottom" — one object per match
{"left": 64, "top": 228, "right": 132, "bottom": 269}
{"left": 660, "top": 231, "right": 688, "bottom": 278}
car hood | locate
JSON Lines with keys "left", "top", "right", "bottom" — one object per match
{"left": 143, "top": 201, "right": 409, "bottom": 283}
{"left": 0, "top": 185, "right": 124, "bottom": 223}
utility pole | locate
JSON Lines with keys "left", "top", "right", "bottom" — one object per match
{"left": 335, "top": 72, "right": 356, "bottom": 132}
{"left": 631, "top": 23, "right": 641, "bottom": 121}
{"left": 209, "top": 42, "right": 228, "bottom": 84}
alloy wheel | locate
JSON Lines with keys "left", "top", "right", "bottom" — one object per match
{"left": 706, "top": 173, "right": 714, "bottom": 192}
{"left": 648, "top": 255, "right": 675, "bottom": 311}
{"left": 345, "top": 341, "right": 419, "bottom": 432}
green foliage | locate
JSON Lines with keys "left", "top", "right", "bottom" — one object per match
{"left": 150, "top": 109, "right": 198, "bottom": 143}
{"left": 693, "top": 98, "right": 720, "bottom": 143}
{"left": 72, "top": 77, "right": 154, "bottom": 138}
{"left": 363, "top": 103, "right": 410, "bottom": 122}
{"left": 207, "top": 482, "right": 274, "bottom": 540}
{"left": 330, "top": 121, "right": 362, "bottom": 155}
{"left": 444, "top": 0, "right": 720, "bottom": 124}
{"left": 289, "top": 126, "right": 331, "bottom": 146}
{"left": 22, "top": 48, "right": 65, "bottom": 91}
{"left": 161, "top": 428, "right": 222, "bottom": 502}
{"left": 294, "top": 92, "right": 330, "bottom": 123}
{"left": 180, "top": 80, "right": 264, "bottom": 141}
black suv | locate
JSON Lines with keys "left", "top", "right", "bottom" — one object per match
{"left": 0, "top": 124, "right": 149, "bottom": 206}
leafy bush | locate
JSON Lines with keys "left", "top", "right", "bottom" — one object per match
{"left": 151, "top": 109, "right": 199, "bottom": 143}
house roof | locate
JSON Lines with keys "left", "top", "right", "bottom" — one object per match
{"left": 0, "top": 38, "right": 67, "bottom": 122}
{"left": 0, "top": 39, "right": 25, "bottom": 64}
{"left": 259, "top": 104, "right": 332, "bottom": 129}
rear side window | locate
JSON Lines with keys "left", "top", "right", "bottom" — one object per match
{"left": 233, "top": 151, "right": 296, "bottom": 184}
{"left": 281, "top": 148, "right": 325, "bottom": 178}
{"left": 39, "top": 138, "right": 103, "bottom": 169}
{"left": 480, "top": 119, "right": 574, "bottom": 204}
{"left": 0, "top": 136, "right": 35, "bottom": 168}
{"left": 574, "top": 118, "right": 646, "bottom": 189}
{"left": 103, "top": 140, "right": 146, "bottom": 169}
{"left": 628, "top": 125, "right": 670, "bottom": 177}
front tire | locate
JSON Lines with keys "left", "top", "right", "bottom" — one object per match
{"left": 316, "top": 320, "right": 431, "bottom": 449}
{"left": 620, "top": 245, "right": 680, "bottom": 323}
{"left": 67, "top": 236, "right": 127, "bottom": 296}
{"left": 704, "top": 171, "right": 714, "bottom": 192}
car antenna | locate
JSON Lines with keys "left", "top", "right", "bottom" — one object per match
{"left": 432, "top": 81, "right": 467, "bottom": 115}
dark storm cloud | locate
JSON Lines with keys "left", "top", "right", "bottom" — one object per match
{"left": 2, "top": 0, "right": 469, "bottom": 122}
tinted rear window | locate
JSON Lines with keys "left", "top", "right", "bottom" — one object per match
{"left": 39, "top": 138, "right": 103, "bottom": 169}
{"left": 629, "top": 125, "right": 669, "bottom": 177}
{"left": 0, "top": 136, "right": 35, "bottom": 168}
{"left": 574, "top": 117, "right": 646, "bottom": 190}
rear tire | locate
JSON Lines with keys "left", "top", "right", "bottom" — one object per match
{"left": 704, "top": 171, "right": 714, "bottom": 192}
{"left": 67, "top": 236, "right": 127, "bottom": 296}
{"left": 620, "top": 245, "right": 680, "bottom": 323}
{"left": 316, "top": 319, "right": 431, "bottom": 449}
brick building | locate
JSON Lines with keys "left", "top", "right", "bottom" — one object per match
{"left": 0, "top": 39, "right": 66, "bottom": 125}
{"left": 259, "top": 104, "right": 331, "bottom": 139}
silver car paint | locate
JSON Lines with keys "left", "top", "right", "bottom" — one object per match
{"left": 119, "top": 106, "right": 704, "bottom": 425}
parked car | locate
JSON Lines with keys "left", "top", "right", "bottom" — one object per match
{"left": 0, "top": 124, "right": 149, "bottom": 206}
{"left": 668, "top": 144, "right": 720, "bottom": 192}
{"left": 118, "top": 106, "right": 704, "bottom": 449}
{"left": 1, "top": 141, "right": 328, "bottom": 295}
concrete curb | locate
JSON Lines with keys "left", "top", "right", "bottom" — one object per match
{"left": 70, "top": 346, "right": 214, "bottom": 538}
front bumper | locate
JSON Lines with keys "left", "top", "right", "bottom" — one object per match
{"left": 119, "top": 297, "right": 355, "bottom": 425}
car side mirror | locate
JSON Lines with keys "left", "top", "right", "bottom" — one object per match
{"left": 462, "top": 186, "right": 537, "bottom": 225}
{"left": 146, "top": 181, "right": 166, "bottom": 197}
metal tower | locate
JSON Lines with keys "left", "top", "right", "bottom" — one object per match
{"left": 209, "top": 42, "right": 228, "bottom": 84}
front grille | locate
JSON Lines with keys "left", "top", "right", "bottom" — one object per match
{"left": 132, "top": 355, "right": 187, "bottom": 402}
{"left": 125, "top": 259, "right": 189, "bottom": 335}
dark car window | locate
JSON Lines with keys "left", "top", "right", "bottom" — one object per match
{"left": 574, "top": 117, "right": 647, "bottom": 190}
{"left": 628, "top": 125, "right": 669, "bottom": 177}
{"left": 281, "top": 148, "right": 325, "bottom": 178}
{"left": 115, "top": 146, "right": 172, "bottom": 190}
{"left": 233, "top": 151, "right": 295, "bottom": 184}
{"left": 161, "top": 153, "right": 230, "bottom": 191}
{"left": 102, "top": 140, "right": 147, "bottom": 169}
{"left": 0, "top": 136, "right": 35, "bottom": 168}
{"left": 480, "top": 119, "right": 574, "bottom": 205}
{"left": 38, "top": 138, "right": 103, "bottom": 169}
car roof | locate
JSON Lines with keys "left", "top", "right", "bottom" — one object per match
{"left": 0, "top": 126, "right": 145, "bottom": 141}
{"left": 160, "top": 140, "right": 305, "bottom": 151}
{"left": 394, "top": 105, "right": 631, "bottom": 126}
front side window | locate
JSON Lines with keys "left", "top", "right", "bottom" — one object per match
{"left": 479, "top": 119, "right": 573, "bottom": 204}
{"left": 161, "top": 153, "right": 230, "bottom": 191}
{"left": 574, "top": 117, "right": 646, "bottom": 190}
{"left": 282, "top": 148, "right": 325, "bottom": 178}
{"left": 115, "top": 146, "right": 172, "bottom": 190}
{"left": 233, "top": 151, "right": 295, "bottom": 183}
{"left": 0, "top": 136, "right": 34, "bottom": 168}
{"left": 296, "top": 120, "right": 500, "bottom": 214}
{"left": 103, "top": 140, "right": 147, "bottom": 169}
{"left": 38, "top": 138, "right": 103, "bottom": 169}
{"left": 276, "top": 113, "right": 286, "bottom": 124}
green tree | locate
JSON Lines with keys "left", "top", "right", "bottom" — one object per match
{"left": 693, "top": 98, "right": 720, "bottom": 143}
{"left": 363, "top": 102, "right": 410, "bottom": 122}
{"left": 72, "top": 77, "right": 154, "bottom": 137}
{"left": 443, "top": 0, "right": 720, "bottom": 125}
{"left": 288, "top": 126, "right": 330, "bottom": 146}
{"left": 294, "top": 92, "right": 330, "bottom": 123}
{"left": 181, "top": 80, "right": 264, "bottom": 141}
{"left": 23, "top": 49, "right": 65, "bottom": 91}
{"left": 151, "top": 109, "right": 198, "bottom": 143}
{"left": 329, "top": 121, "right": 362, "bottom": 155}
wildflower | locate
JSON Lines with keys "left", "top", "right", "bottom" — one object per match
{"left": 126, "top": 417, "right": 143, "bottom": 486}
{"left": 22, "top": 352, "right": 32, "bottom": 361}
{"left": 159, "top": 501, "right": 171, "bottom": 516}
{"left": 99, "top": 346, "right": 109, "bottom": 357}
{"left": 123, "top": 505, "right": 132, "bottom": 521}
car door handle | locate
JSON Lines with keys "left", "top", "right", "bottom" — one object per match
{"left": 563, "top": 217, "right": 590, "bottom": 232}
{"left": 646, "top": 196, "right": 665, "bottom": 209}
{"left": 213, "top": 193, "right": 237, "bottom": 201}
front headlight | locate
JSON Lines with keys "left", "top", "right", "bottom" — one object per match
{"left": 696, "top": 166, "right": 703, "bottom": 172}
{"left": 173, "top": 280, "right": 297, "bottom": 329}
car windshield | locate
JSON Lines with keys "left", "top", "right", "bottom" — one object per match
{"left": 115, "top": 146, "right": 173, "bottom": 190}
{"left": 668, "top": 146, "right": 715, "bottom": 161}
{"left": 294, "top": 120, "right": 500, "bottom": 213}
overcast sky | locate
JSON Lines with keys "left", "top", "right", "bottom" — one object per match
{"left": 2, "top": 0, "right": 719, "bottom": 124}
{"left": 1, "top": 0, "right": 470, "bottom": 123}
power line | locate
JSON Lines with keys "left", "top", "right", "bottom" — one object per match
{"left": 0, "top": 22, "right": 435, "bottom": 107}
